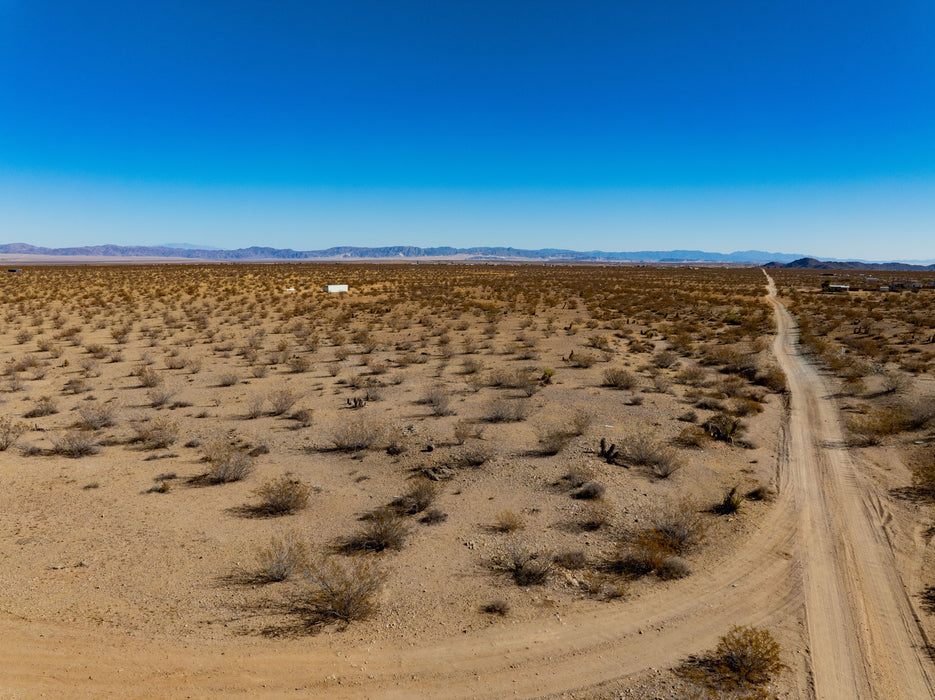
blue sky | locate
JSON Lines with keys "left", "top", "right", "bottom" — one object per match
{"left": 1, "top": 1, "right": 933, "bottom": 259}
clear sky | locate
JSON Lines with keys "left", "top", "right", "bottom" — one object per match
{"left": 1, "top": 1, "right": 933, "bottom": 260}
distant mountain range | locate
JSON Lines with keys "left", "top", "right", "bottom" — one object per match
{"left": 0, "top": 243, "right": 932, "bottom": 268}
{"left": 763, "top": 257, "right": 935, "bottom": 271}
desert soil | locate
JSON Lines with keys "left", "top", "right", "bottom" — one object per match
{"left": 0, "top": 269, "right": 932, "bottom": 698}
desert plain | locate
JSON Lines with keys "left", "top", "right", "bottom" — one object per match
{"left": 0, "top": 262, "right": 934, "bottom": 698}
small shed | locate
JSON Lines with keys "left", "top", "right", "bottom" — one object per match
{"left": 827, "top": 284, "right": 850, "bottom": 293}
{"left": 324, "top": 284, "right": 349, "bottom": 293}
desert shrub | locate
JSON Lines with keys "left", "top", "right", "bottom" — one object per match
{"left": 304, "top": 556, "right": 386, "bottom": 623}
{"left": 345, "top": 507, "right": 409, "bottom": 552}
{"left": 482, "top": 599, "right": 511, "bottom": 615}
{"left": 492, "top": 541, "right": 553, "bottom": 586}
{"left": 707, "top": 625, "right": 785, "bottom": 688}
{"left": 537, "top": 426, "right": 574, "bottom": 455}
{"left": 51, "top": 430, "right": 98, "bottom": 457}
{"left": 453, "top": 420, "right": 484, "bottom": 444}
{"left": 713, "top": 486, "right": 743, "bottom": 515}
{"left": 745, "top": 483, "right": 774, "bottom": 501}
{"left": 492, "top": 510, "right": 525, "bottom": 533}
{"left": 602, "top": 368, "right": 636, "bottom": 390}
{"left": 553, "top": 550, "right": 588, "bottom": 569}
{"left": 268, "top": 386, "right": 298, "bottom": 416}
{"left": 291, "top": 407, "right": 314, "bottom": 427}
{"left": 570, "top": 353, "right": 596, "bottom": 368}
{"left": 25, "top": 396, "right": 58, "bottom": 418}
{"left": 912, "top": 458, "right": 935, "bottom": 497}
{"left": 288, "top": 354, "right": 312, "bottom": 373}
{"left": 390, "top": 478, "right": 438, "bottom": 515}
{"left": 77, "top": 404, "right": 117, "bottom": 430}
{"left": 675, "top": 425, "right": 709, "bottom": 448}
{"left": 135, "top": 364, "right": 162, "bottom": 388}
{"left": 203, "top": 440, "right": 255, "bottom": 483}
{"left": 730, "top": 397, "right": 763, "bottom": 417}
{"left": 245, "top": 393, "right": 265, "bottom": 419}
{"left": 578, "top": 502, "right": 614, "bottom": 531}
{"left": 620, "top": 434, "right": 682, "bottom": 477}
{"left": 0, "top": 416, "right": 29, "bottom": 450}
{"left": 569, "top": 409, "right": 593, "bottom": 436}
{"left": 756, "top": 362, "right": 788, "bottom": 392}
{"left": 656, "top": 556, "right": 691, "bottom": 580}
{"left": 459, "top": 443, "right": 494, "bottom": 467}
{"left": 572, "top": 481, "right": 605, "bottom": 500}
{"left": 216, "top": 372, "right": 239, "bottom": 387}
{"left": 257, "top": 532, "right": 309, "bottom": 582}
{"left": 62, "top": 378, "right": 88, "bottom": 395}
{"left": 255, "top": 477, "right": 312, "bottom": 515}
{"left": 846, "top": 408, "right": 901, "bottom": 446}
{"left": 131, "top": 415, "right": 179, "bottom": 449}
{"left": 422, "top": 386, "right": 455, "bottom": 416}
{"left": 418, "top": 508, "right": 448, "bottom": 525}
{"left": 648, "top": 500, "right": 705, "bottom": 554}
{"left": 147, "top": 386, "right": 176, "bottom": 408}
{"left": 330, "top": 417, "right": 385, "bottom": 451}
{"left": 703, "top": 412, "right": 746, "bottom": 443}
{"left": 484, "top": 398, "right": 529, "bottom": 423}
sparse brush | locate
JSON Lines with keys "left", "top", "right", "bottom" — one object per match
{"left": 482, "top": 599, "right": 511, "bottom": 615}
{"left": 245, "top": 393, "right": 265, "bottom": 419}
{"left": 390, "top": 478, "right": 438, "bottom": 515}
{"left": 492, "top": 510, "right": 525, "bottom": 533}
{"left": 422, "top": 386, "right": 455, "bottom": 416}
{"left": 484, "top": 398, "right": 529, "bottom": 423}
{"left": 453, "top": 420, "right": 484, "bottom": 444}
{"left": 77, "top": 404, "right": 117, "bottom": 430}
{"left": 553, "top": 550, "right": 588, "bottom": 569}
{"left": 131, "top": 415, "right": 179, "bottom": 449}
{"left": 268, "top": 386, "right": 299, "bottom": 416}
{"left": 25, "top": 396, "right": 58, "bottom": 418}
{"left": 257, "top": 532, "right": 309, "bottom": 582}
{"left": 602, "top": 367, "right": 637, "bottom": 390}
{"left": 135, "top": 364, "right": 162, "bottom": 388}
{"left": 51, "top": 430, "right": 98, "bottom": 457}
{"left": 713, "top": 486, "right": 744, "bottom": 515}
{"left": 254, "top": 476, "right": 312, "bottom": 515}
{"left": 216, "top": 372, "right": 239, "bottom": 387}
{"left": 0, "top": 416, "right": 29, "bottom": 450}
{"left": 537, "top": 426, "right": 574, "bottom": 455}
{"left": 706, "top": 625, "right": 785, "bottom": 688}
{"left": 344, "top": 507, "right": 409, "bottom": 552}
{"left": 147, "top": 386, "right": 176, "bottom": 409}
{"left": 702, "top": 412, "right": 746, "bottom": 444}
{"left": 491, "top": 541, "right": 553, "bottom": 586}
{"left": 203, "top": 439, "right": 255, "bottom": 483}
{"left": 330, "top": 417, "right": 384, "bottom": 451}
{"left": 304, "top": 556, "right": 386, "bottom": 623}
{"left": 459, "top": 443, "right": 493, "bottom": 467}
{"left": 647, "top": 500, "right": 705, "bottom": 554}
{"left": 572, "top": 481, "right": 605, "bottom": 500}
{"left": 675, "top": 425, "right": 709, "bottom": 448}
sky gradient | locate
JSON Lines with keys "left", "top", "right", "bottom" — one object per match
{"left": 1, "top": 2, "right": 933, "bottom": 260}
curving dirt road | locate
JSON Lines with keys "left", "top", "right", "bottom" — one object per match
{"left": 1, "top": 274, "right": 932, "bottom": 698}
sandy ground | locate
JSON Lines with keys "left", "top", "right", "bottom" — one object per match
{"left": 0, "top": 268, "right": 932, "bottom": 698}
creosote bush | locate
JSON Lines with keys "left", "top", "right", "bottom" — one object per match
{"left": 492, "top": 510, "right": 525, "bottom": 533}
{"left": 304, "top": 556, "right": 386, "bottom": 623}
{"left": 330, "top": 417, "right": 385, "bottom": 451}
{"left": 51, "top": 430, "right": 98, "bottom": 458}
{"left": 345, "top": 507, "right": 409, "bottom": 552}
{"left": 390, "top": 478, "right": 438, "bottom": 515}
{"left": 131, "top": 415, "right": 179, "bottom": 450}
{"left": 255, "top": 477, "right": 312, "bottom": 515}
{"left": 257, "top": 532, "right": 309, "bottom": 582}
{"left": 0, "top": 416, "right": 29, "bottom": 450}
{"left": 602, "top": 367, "right": 637, "bottom": 390}
{"left": 705, "top": 625, "right": 785, "bottom": 688}
{"left": 491, "top": 541, "right": 553, "bottom": 586}
{"left": 203, "top": 439, "right": 255, "bottom": 483}
{"left": 77, "top": 403, "right": 117, "bottom": 430}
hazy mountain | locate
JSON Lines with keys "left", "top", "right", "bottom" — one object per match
{"left": 0, "top": 242, "right": 810, "bottom": 264}
{"left": 763, "top": 257, "right": 935, "bottom": 271}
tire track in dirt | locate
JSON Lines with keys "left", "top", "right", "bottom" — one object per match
{"left": 765, "top": 271, "right": 935, "bottom": 699}
{"left": 2, "top": 275, "right": 932, "bottom": 698}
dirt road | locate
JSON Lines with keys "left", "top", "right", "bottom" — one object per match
{"left": 1, "top": 274, "right": 931, "bottom": 698}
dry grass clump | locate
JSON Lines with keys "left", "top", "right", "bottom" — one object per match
{"left": 453, "top": 419, "right": 484, "bottom": 444}
{"left": 254, "top": 477, "right": 312, "bottom": 515}
{"left": 537, "top": 424, "right": 575, "bottom": 455}
{"left": 203, "top": 439, "right": 255, "bottom": 483}
{"left": 578, "top": 502, "right": 614, "bottom": 531}
{"left": 0, "top": 416, "right": 29, "bottom": 450}
{"left": 619, "top": 433, "right": 682, "bottom": 478}
{"left": 702, "top": 412, "right": 747, "bottom": 444}
{"left": 458, "top": 443, "right": 494, "bottom": 467}
{"left": 491, "top": 509, "right": 525, "bottom": 533}
{"left": 257, "top": 532, "right": 309, "bottom": 582}
{"left": 421, "top": 386, "right": 455, "bottom": 416}
{"left": 602, "top": 367, "right": 637, "bottom": 390}
{"left": 491, "top": 541, "right": 553, "bottom": 586}
{"left": 135, "top": 364, "right": 162, "bottom": 388}
{"left": 572, "top": 481, "right": 606, "bottom": 500}
{"left": 484, "top": 398, "right": 529, "bottom": 423}
{"left": 268, "top": 386, "right": 299, "bottom": 416}
{"left": 76, "top": 403, "right": 117, "bottom": 430}
{"left": 389, "top": 478, "right": 438, "bottom": 515}
{"left": 330, "top": 417, "right": 385, "bottom": 451}
{"left": 304, "top": 556, "right": 386, "bottom": 623}
{"left": 343, "top": 507, "right": 409, "bottom": 553}
{"left": 713, "top": 486, "right": 744, "bottom": 515}
{"left": 130, "top": 415, "right": 179, "bottom": 449}
{"left": 51, "top": 430, "right": 99, "bottom": 457}
{"left": 25, "top": 396, "right": 58, "bottom": 418}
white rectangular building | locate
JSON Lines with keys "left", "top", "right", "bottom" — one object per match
{"left": 324, "top": 284, "right": 349, "bottom": 293}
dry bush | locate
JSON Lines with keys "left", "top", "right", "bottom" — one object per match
{"left": 257, "top": 531, "right": 309, "bottom": 582}
{"left": 553, "top": 550, "right": 588, "bottom": 569}
{"left": 344, "top": 507, "right": 409, "bottom": 552}
{"left": 713, "top": 486, "right": 744, "bottom": 515}
{"left": 51, "top": 430, "right": 98, "bottom": 457}
{"left": 491, "top": 541, "right": 553, "bottom": 586}
{"left": 245, "top": 393, "right": 265, "bottom": 419}
{"left": 147, "top": 386, "right": 176, "bottom": 408}
{"left": 291, "top": 407, "right": 314, "bottom": 428}
{"left": 77, "top": 404, "right": 117, "bottom": 430}
{"left": 421, "top": 386, "right": 455, "bottom": 416}
{"left": 846, "top": 407, "right": 903, "bottom": 446}
{"left": 703, "top": 412, "right": 747, "bottom": 444}
{"left": 135, "top": 364, "right": 162, "bottom": 388}
{"left": 656, "top": 556, "right": 691, "bottom": 580}
{"left": 484, "top": 398, "right": 529, "bottom": 423}
{"left": 458, "top": 443, "right": 494, "bottom": 467}
{"left": 0, "top": 416, "right": 29, "bottom": 450}
{"left": 578, "top": 502, "right": 614, "bottom": 531}
{"left": 390, "top": 478, "right": 438, "bottom": 515}
{"left": 692, "top": 625, "right": 785, "bottom": 690}
{"left": 131, "top": 415, "right": 179, "bottom": 449}
{"left": 537, "top": 425, "right": 574, "bottom": 455}
{"left": 453, "top": 419, "right": 484, "bottom": 444}
{"left": 254, "top": 477, "right": 312, "bottom": 515}
{"left": 620, "top": 433, "right": 682, "bottom": 477}
{"left": 25, "top": 396, "right": 58, "bottom": 418}
{"left": 570, "top": 353, "right": 596, "bottom": 368}
{"left": 216, "top": 372, "right": 239, "bottom": 387}
{"left": 482, "top": 599, "right": 511, "bottom": 615}
{"left": 648, "top": 500, "right": 705, "bottom": 554}
{"left": 569, "top": 409, "right": 593, "bottom": 436}
{"left": 203, "top": 440, "right": 255, "bottom": 483}
{"left": 602, "top": 367, "right": 637, "bottom": 390}
{"left": 492, "top": 510, "right": 525, "bottom": 533}
{"left": 304, "top": 556, "right": 386, "bottom": 623}
{"left": 912, "top": 457, "right": 935, "bottom": 497}
{"left": 288, "top": 354, "right": 312, "bottom": 373}
{"left": 330, "top": 417, "right": 385, "bottom": 451}
{"left": 675, "top": 425, "right": 709, "bottom": 448}
{"left": 268, "top": 386, "right": 299, "bottom": 416}
{"left": 572, "top": 481, "right": 605, "bottom": 500}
